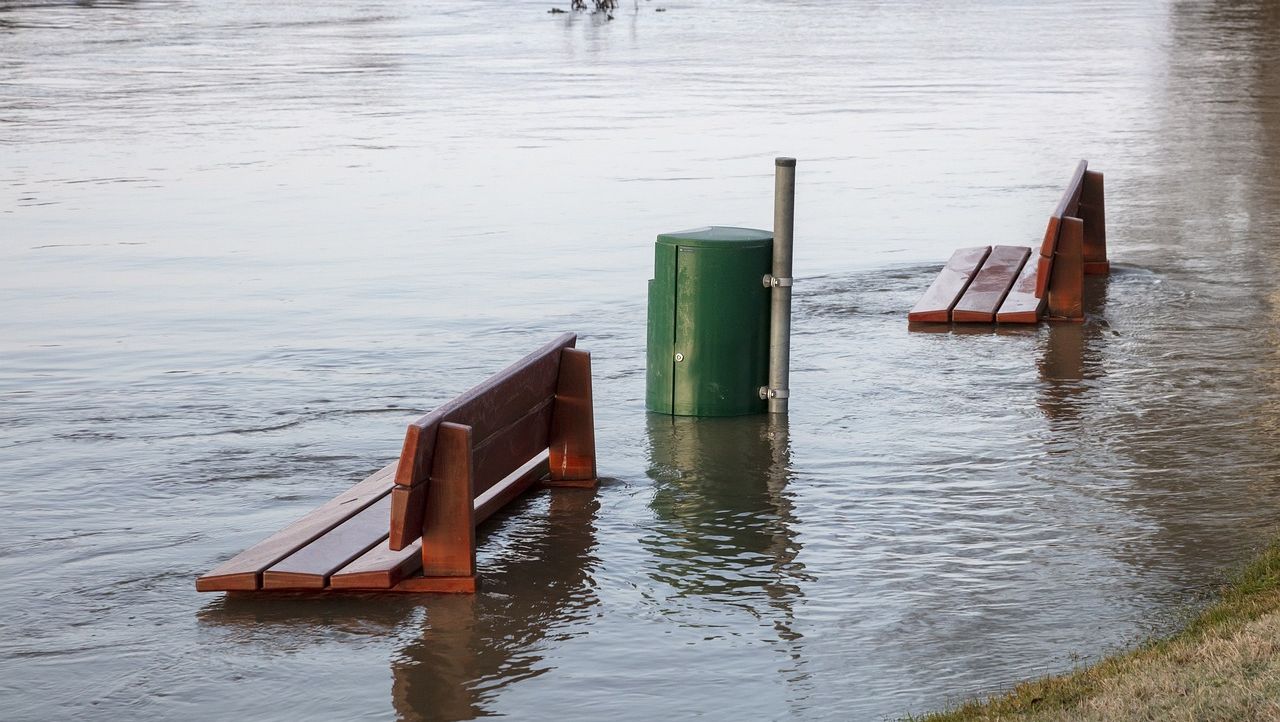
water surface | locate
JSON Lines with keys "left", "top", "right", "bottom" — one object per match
{"left": 3, "top": 0, "right": 1280, "bottom": 719}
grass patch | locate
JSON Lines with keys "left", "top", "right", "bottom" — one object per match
{"left": 914, "top": 541, "right": 1280, "bottom": 721}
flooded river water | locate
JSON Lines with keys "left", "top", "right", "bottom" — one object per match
{"left": 4, "top": 0, "right": 1280, "bottom": 719}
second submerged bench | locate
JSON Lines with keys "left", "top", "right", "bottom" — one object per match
{"left": 195, "top": 332, "right": 597, "bottom": 594}
{"left": 908, "top": 160, "right": 1108, "bottom": 324}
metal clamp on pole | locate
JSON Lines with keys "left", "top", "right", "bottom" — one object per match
{"left": 767, "top": 157, "right": 795, "bottom": 414}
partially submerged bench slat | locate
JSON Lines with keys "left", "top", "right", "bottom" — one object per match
{"left": 393, "top": 333, "right": 573, "bottom": 489}
{"left": 951, "top": 245, "right": 1031, "bottom": 323}
{"left": 194, "top": 460, "right": 397, "bottom": 592}
{"left": 475, "top": 451, "right": 551, "bottom": 524}
{"left": 261, "top": 494, "right": 394, "bottom": 589}
{"left": 995, "top": 255, "right": 1046, "bottom": 323}
{"left": 472, "top": 397, "right": 554, "bottom": 496}
{"left": 907, "top": 246, "right": 991, "bottom": 323}
{"left": 1036, "top": 160, "right": 1089, "bottom": 298}
{"left": 329, "top": 538, "right": 423, "bottom": 590}
{"left": 333, "top": 452, "right": 553, "bottom": 589}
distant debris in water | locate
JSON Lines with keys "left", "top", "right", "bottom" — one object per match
{"left": 547, "top": 0, "right": 616, "bottom": 16}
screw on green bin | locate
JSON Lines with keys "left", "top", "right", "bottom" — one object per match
{"left": 645, "top": 226, "right": 773, "bottom": 417}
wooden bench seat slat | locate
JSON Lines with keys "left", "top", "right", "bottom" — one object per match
{"left": 260, "top": 495, "right": 394, "bottom": 590}
{"left": 336, "top": 453, "right": 553, "bottom": 589}
{"left": 951, "top": 245, "right": 1031, "bottom": 323}
{"left": 194, "top": 461, "right": 397, "bottom": 592}
{"left": 329, "top": 538, "right": 423, "bottom": 590}
{"left": 907, "top": 246, "right": 991, "bottom": 323}
{"left": 995, "top": 252, "right": 1047, "bottom": 323}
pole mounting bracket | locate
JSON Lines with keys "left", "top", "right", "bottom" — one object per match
{"left": 758, "top": 386, "right": 791, "bottom": 400}
{"left": 762, "top": 274, "right": 793, "bottom": 288}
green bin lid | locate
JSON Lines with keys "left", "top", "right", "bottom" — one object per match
{"left": 656, "top": 225, "right": 773, "bottom": 249}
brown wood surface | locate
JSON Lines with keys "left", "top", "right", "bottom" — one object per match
{"left": 475, "top": 452, "right": 551, "bottom": 524}
{"left": 334, "top": 454, "right": 554, "bottom": 588}
{"left": 1040, "top": 159, "right": 1088, "bottom": 257}
{"left": 394, "top": 333, "right": 574, "bottom": 488}
{"left": 1080, "top": 170, "right": 1108, "bottom": 274}
{"left": 471, "top": 397, "right": 554, "bottom": 495}
{"left": 261, "top": 494, "right": 394, "bottom": 590}
{"left": 995, "top": 254, "right": 1047, "bottom": 323}
{"left": 421, "top": 422, "right": 476, "bottom": 578}
{"left": 1034, "top": 217, "right": 1059, "bottom": 299}
{"left": 1047, "top": 216, "right": 1085, "bottom": 321}
{"left": 194, "top": 460, "right": 397, "bottom": 592}
{"left": 548, "top": 348, "right": 597, "bottom": 485}
{"left": 391, "top": 574, "right": 478, "bottom": 594}
{"left": 1035, "top": 160, "right": 1089, "bottom": 297}
{"left": 951, "top": 246, "right": 1031, "bottom": 323}
{"left": 388, "top": 483, "right": 428, "bottom": 551}
{"left": 907, "top": 246, "right": 991, "bottom": 323}
{"left": 329, "top": 538, "right": 423, "bottom": 589}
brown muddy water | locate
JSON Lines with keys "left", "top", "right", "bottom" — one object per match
{"left": 3, "top": 0, "right": 1280, "bottom": 720}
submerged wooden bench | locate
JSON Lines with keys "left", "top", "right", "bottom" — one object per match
{"left": 196, "top": 332, "right": 597, "bottom": 594}
{"left": 908, "top": 160, "right": 1108, "bottom": 324}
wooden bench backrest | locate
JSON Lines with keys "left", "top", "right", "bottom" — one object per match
{"left": 387, "top": 332, "right": 584, "bottom": 551}
{"left": 1034, "top": 159, "right": 1088, "bottom": 298}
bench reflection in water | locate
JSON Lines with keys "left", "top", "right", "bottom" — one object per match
{"left": 390, "top": 488, "right": 601, "bottom": 720}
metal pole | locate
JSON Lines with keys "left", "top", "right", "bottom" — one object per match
{"left": 767, "top": 157, "right": 795, "bottom": 414}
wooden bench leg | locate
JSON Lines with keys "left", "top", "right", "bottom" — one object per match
{"left": 1047, "top": 216, "right": 1085, "bottom": 322}
{"left": 546, "top": 348, "right": 598, "bottom": 488}
{"left": 421, "top": 422, "right": 477, "bottom": 583}
{"left": 1080, "top": 170, "right": 1108, "bottom": 275}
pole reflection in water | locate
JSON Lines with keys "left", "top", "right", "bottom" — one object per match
{"left": 390, "top": 490, "right": 600, "bottom": 721}
{"left": 644, "top": 413, "right": 806, "bottom": 639}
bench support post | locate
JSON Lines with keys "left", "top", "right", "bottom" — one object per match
{"left": 420, "top": 422, "right": 477, "bottom": 583}
{"left": 1080, "top": 170, "right": 1108, "bottom": 275}
{"left": 546, "top": 348, "right": 598, "bottom": 488}
{"left": 1047, "top": 216, "right": 1085, "bottom": 322}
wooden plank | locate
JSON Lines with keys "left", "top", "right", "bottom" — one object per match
{"left": 388, "top": 483, "right": 427, "bottom": 551}
{"left": 260, "top": 495, "right": 394, "bottom": 590}
{"left": 1047, "top": 216, "right": 1085, "bottom": 321}
{"left": 1080, "top": 169, "right": 1108, "bottom": 274}
{"left": 471, "top": 396, "right": 554, "bottom": 495}
{"left": 1034, "top": 217, "right": 1059, "bottom": 299}
{"left": 1036, "top": 161, "right": 1088, "bottom": 296}
{"left": 336, "top": 453, "right": 552, "bottom": 589}
{"left": 421, "top": 422, "right": 476, "bottom": 579}
{"left": 475, "top": 452, "right": 551, "bottom": 524}
{"left": 548, "top": 348, "right": 598, "bottom": 486}
{"left": 390, "top": 574, "right": 477, "bottom": 594}
{"left": 996, "top": 253, "right": 1047, "bottom": 323}
{"left": 194, "top": 460, "right": 397, "bottom": 592}
{"left": 907, "top": 246, "right": 991, "bottom": 323}
{"left": 1047, "top": 160, "right": 1088, "bottom": 234}
{"left": 951, "top": 246, "right": 1031, "bottom": 323}
{"left": 394, "top": 333, "right": 574, "bottom": 488}
{"left": 329, "top": 538, "right": 423, "bottom": 590}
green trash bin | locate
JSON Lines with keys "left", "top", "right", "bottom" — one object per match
{"left": 646, "top": 226, "right": 773, "bottom": 416}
